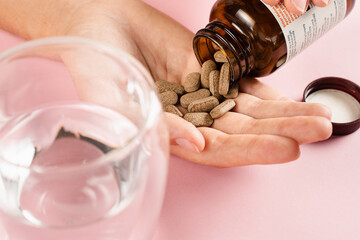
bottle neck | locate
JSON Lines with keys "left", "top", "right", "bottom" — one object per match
{"left": 193, "top": 21, "right": 252, "bottom": 83}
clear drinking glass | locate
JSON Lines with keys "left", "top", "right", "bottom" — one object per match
{"left": 0, "top": 37, "right": 169, "bottom": 240}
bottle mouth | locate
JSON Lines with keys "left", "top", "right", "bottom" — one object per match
{"left": 193, "top": 29, "right": 236, "bottom": 83}
{"left": 193, "top": 22, "right": 247, "bottom": 83}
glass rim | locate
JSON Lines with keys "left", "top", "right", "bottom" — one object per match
{"left": 0, "top": 36, "right": 161, "bottom": 173}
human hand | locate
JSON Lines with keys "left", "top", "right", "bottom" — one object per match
{"left": 262, "top": 0, "right": 331, "bottom": 15}
{"left": 0, "top": 0, "right": 332, "bottom": 167}
{"left": 60, "top": 0, "right": 331, "bottom": 167}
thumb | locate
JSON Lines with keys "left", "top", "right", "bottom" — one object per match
{"left": 164, "top": 112, "right": 205, "bottom": 153}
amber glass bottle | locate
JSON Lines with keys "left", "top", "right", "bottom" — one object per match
{"left": 193, "top": 0, "right": 355, "bottom": 83}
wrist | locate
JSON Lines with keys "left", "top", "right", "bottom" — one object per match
{"left": 0, "top": 0, "right": 93, "bottom": 39}
{"left": 61, "top": 0, "right": 133, "bottom": 41}
{"left": 29, "top": 0, "right": 94, "bottom": 39}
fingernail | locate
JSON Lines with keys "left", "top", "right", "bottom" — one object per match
{"left": 292, "top": 0, "right": 307, "bottom": 13}
{"left": 175, "top": 138, "right": 200, "bottom": 153}
{"left": 321, "top": 0, "right": 330, "bottom": 5}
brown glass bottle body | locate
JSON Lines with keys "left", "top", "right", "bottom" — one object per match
{"left": 193, "top": 0, "right": 355, "bottom": 83}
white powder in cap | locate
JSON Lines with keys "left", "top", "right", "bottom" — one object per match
{"left": 306, "top": 89, "right": 360, "bottom": 123}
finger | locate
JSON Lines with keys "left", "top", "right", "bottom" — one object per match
{"left": 212, "top": 112, "right": 332, "bottom": 144}
{"left": 234, "top": 93, "right": 332, "bottom": 120}
{"left": 284, "top": 0, "right": 310, "bottom": 15}
{"left": 239, "top": 78, "right": 293, "bottom": 101}
{"left": 262, "top": 0, "right": 282, "bottom": 6}
{"left": 171, "top": 127, "right": 300, "bottom": 167}
{"left": 311, "top": 0, "right": 331, "bottom": 7}
{"left": 165, "top": 112, "right": 205, "bottom": 153}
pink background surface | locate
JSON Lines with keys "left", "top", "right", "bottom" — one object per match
{"left": 1, "top": 0, "right": 360, "bottom": 239}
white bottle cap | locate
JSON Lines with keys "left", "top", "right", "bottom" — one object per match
{"left": 303, "top": 77, "right": 360, "bottom": 135}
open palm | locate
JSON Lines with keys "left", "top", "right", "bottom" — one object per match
{"left": 63, "top": 0, "right": 332, "bottom": 167}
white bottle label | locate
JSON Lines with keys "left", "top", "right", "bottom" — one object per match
{"left": 261, "top": 0, "right": 347, "bottom": 62}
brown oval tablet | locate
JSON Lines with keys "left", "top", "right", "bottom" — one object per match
{"left": 210, "top": 99, "right": 236, "bottom": 119}
{"left": 159, "top": 90, "right": 178, "bottom": 106}
{"left": 219, "top": 62, "right": 231, "bottom": 95}
{"left": 184, "top": 113, "right": 214, "bottom": 127}
{"left": 214, "top": 51, "right": 228, "bottom": 63}
{"left": 201, "top": 60, "right": 217, "bottom": 88}
{"left": 209, "top": 70, "right": 221, "bottom": 99}
{"left": 165, "top": 105, "right": 183, "bottom": 117}
{"left": 176, "top": 104, "right": 189, "bottom": 115}
{"left": 184, "top": 72, "right": 201, "bottom": 93}
{"left": 188, "top": 96, "right": 219, "bottom": 113}
{"left": 155, "top": 80, "right": 185, "bottom": 95}
{"left": 224, "top": 83, "right": 239, "bottom": 99}
{"left": 180, "top": 88, "right": 211, "bottom": 108}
